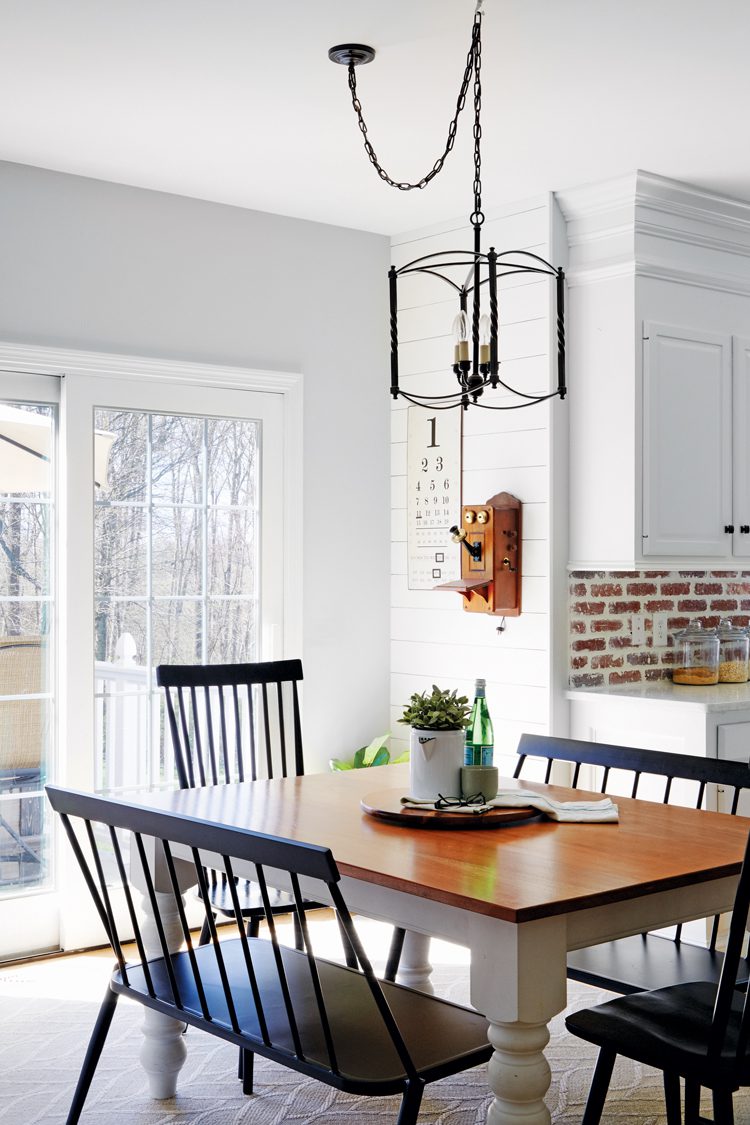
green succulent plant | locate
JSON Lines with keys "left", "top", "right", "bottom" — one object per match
{"left": 329, "top": 733, "right": 409, "bottom": 772}
{"left": 398, "top": 685, "right": 471, "bottom": 731}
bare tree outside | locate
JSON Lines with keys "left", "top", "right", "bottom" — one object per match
{"left": 94, "top": 409, "right": 259, "bottom": 668}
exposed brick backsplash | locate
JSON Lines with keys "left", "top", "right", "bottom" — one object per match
{"left": 569, "top": 570, "right": 750, "bottom": 687}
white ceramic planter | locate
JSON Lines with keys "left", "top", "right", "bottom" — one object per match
{"left": 408, "top": 728, "right": 464, "bottom": 800}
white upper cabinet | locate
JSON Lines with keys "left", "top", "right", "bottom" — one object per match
{"left": 643, "top": 324, "right": 732, "bottom": 557}
{"left": 733, "top": 337, "right": 750, "bottom": 559}
{"left": 558, "top": 172, "right": 750, "bottom": 569}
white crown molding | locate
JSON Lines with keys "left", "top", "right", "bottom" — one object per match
{"left": 555, "top": 173, "right": 639, "bottom": 223}
{"left": 0, "top": 340, "right": 301, "bottom": 393}
{"left": 566, "top": 222, "right": 634, "bottom": 249}
{"left": 635, "top": 259, "right": 750, "bottom": 298}
{"left": 558, "top": 170, "right": 750, "bottom": 282}
{"left": 634, "top": 171, "right": 750, "bottom": 237}
{"left": 636, "top": 217, "right": 750, "bottom": 262}
{"left": 564, "top": 259, "right": 636, "bottom": 287}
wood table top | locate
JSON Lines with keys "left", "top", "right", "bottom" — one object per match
{"left": 130, "top": 764, "right": 750, "bottom": 924}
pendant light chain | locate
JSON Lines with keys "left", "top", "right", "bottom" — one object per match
{"left": 346, "top": 9, "right": 483, "bottom": 198}
{"left": 471, "top": 14, "right": 483, "bottom": 229}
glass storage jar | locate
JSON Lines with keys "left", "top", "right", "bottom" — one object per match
{"left": 717, "top": 618, "right": 750, "bottom": 683}
{"left": 672, "top": 622, "right": 720, "bottom": 685}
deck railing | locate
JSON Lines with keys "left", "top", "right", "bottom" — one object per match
{"left": 94, "top": 633, "right": 174, "bottom": 795}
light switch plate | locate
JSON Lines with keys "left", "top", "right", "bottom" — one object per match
{"left": 654, "top": 614, "right": 669, "bottom": 647}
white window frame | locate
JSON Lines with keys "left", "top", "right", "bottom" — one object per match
{"left": 0, "top": 342, "right": 303, "bottom": 956}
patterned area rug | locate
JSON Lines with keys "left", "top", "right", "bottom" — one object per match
{"left": 1, "top": 919, "right": 747, "bottom": 1124}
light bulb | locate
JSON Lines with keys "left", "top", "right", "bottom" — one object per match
{"left": 479, "top": 313, "right": 491, "bottom": 365}
{"left": 452, "top": 311, "right": 469, "bottom": 364}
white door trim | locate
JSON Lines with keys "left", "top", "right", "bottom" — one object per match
{"left": 0, "top": 341, "right": 303, "bottom": 660}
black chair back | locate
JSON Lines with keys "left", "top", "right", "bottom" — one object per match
{"left": 156, "top": 659, "right": 304, "bottom": 788}
{"left": 515, "top": 733, "right": 750, "bottom": 812}
{"left": 45, "top": 783, "right": 419, "bottom": 1083}
{"left": 710, "top": 826, "right": 750, "bottom": 1065}
{"left": 515, "top": 733, "right": 750, "bottom": 959}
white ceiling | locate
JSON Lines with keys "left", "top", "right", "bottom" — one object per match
{"left": 2, "top": 0, "right": 750, "bottom": 236}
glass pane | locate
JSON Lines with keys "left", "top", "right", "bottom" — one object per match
{"left": 152, "top": 506, "right": 202, "bottom": 596}
{"left": 0, "top": 397, "right": 55, "bottom": 908}
{"left": 95, "top": 410, "right": 147, "bottom": 502}
{"left": 95, "top": 599, "right": 147, "bottom": 665}
{"left": 94, "top": 407, "right": 262, "bottom": 801}
{"left": 207, "top": 599, "right": 256, "bottom": 664}
{"left": 0, "top": 791, "right": 49, "bottom": 889}
{"left": 0, "top": 633, "right": 51, "bottom": 696}
{"left": 152, "top": 599, "right": 201, "bottom": 666}
{"left": 206, "top": 417, "right": 259, "bottom": 508}
{"left": 207, "top": 507, "right": 257, "bottom": 595}
{"left": 95, "top": 505, "right": 148, "bottom": 596}
{"left": 0, "top": 694, "right": 51, "bottom": 893}
{"left": 151, "top": 414, "right": 203, "bottom": 506}
{"left": 0, "top": 403, "right": 53, "bottom": 497}
{"left": 0, "top": 601, "right": 52, "bottom": 644}
{"left": 0, "top": 502, "right": 51, "bottom": 597}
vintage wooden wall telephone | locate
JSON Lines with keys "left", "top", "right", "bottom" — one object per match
{"left": 436, "top": 491, "right": 522, "bottom": 616}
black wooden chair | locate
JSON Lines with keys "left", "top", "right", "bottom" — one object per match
{"left": 515, "top": 733, "right": 750, "bottom": 995}
{"left": 156, "top": 660, "right": 405, "bottom": 981}
{"left": 566, "top": 824, "right": 750, "bottom": 1125}
{"left": 45, "top": 784, "right": 493, "bottom": 1125}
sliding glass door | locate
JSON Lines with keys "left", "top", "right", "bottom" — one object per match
{"left": 0, "top": 368, "right": 288, "bottom": 958}
{"left": 0, "top": 373, "right": 59, "bottom": 958}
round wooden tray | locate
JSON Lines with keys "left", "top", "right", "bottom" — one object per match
{"left": 360, "top": 788, "right": 539, "bottom": 830}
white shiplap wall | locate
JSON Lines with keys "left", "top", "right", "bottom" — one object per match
{"left": 389, "top": 196, "right": 569, "bottom": 774}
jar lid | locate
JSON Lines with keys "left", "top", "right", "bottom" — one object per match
{"left": 675, "top": 621, "right": 718, "bottom": 640}
{"left": 718, "top": 617, "right": 748, "bottom": 638}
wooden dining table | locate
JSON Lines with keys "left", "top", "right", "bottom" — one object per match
{"left": 128, "top": 762, "right": 750, "bottom": 1125}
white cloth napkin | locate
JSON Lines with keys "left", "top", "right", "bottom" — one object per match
{"left": 401, "top": 788, "right": 619, "bottom": 823}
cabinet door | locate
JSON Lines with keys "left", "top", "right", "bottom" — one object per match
{"left": 732, "top": 337, "right": 750, "bottom": 558}
{"left": 643, "top": 323, "right": 732, "bottom": 556}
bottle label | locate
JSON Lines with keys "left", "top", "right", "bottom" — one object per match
{"left": 464, "top": 744, "right": 493, "bottom": 767}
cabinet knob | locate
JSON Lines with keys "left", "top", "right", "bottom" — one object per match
{"left": 742, "top": 525, "right": 750, "bottom": 534}
{"left": 725, "top": 524, "right": 735, "bottom": 533}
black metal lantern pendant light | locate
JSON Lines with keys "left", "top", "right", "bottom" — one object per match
{"left": 329, "top": 1, "right": 566, "bottom": 411}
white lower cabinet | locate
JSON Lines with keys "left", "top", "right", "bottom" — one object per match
{"left": 568, "top": 687, "right": 750, "bottom": 814}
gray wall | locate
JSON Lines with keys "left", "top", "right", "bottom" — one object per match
{"left": 0, "top": 161, "right": 391, "bottom": 770}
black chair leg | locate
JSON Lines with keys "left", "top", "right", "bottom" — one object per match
{"left": 712, "top": 1087, "right": 735, "bottom": 1125}
{"left": 685, "top": 1078, "right": 701, "bottom": 1124}
{"left": 238, "top": 1048, "right": 254, "bottom": 1095}
{"left": 247, "top": 915, "right": 260, "bottom": 939}
{"left": 581, "top": 1047, "right": 616, "bottom": 1125}
{"left": 336, "top": 911, "right": 358, "bottom": 969}
{"left": 383, "top": 926, "right": 406, "bottom": 982}
{"left": 199, "top": 913, "right": 215, "bottom": 946}
{"left": 293, "top": 910, "right": 303, "bottom": 951}
{"left": 66, "top": 986, "right": 119, "bottom": 1125}
{"left": 396, "top": 1078, "right": 425, "bottom": 1125}
{"left": 663, "top": 1071, "right": 682, "bottom": 1125}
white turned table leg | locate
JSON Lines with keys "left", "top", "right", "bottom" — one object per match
{"left": 469, "top": 914, "right": 567, "bottom": 1125}
{"left": 396, "top": 929, "right": 434, "bottom": 994}
{"left": 486, "top": 1020, "right": 552, "bottom": 1125}
{"left": 138, "top": 889, "right": 188, "bottom": 1099}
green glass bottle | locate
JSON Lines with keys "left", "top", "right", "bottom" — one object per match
{"left": 464, "top": 678, "right": 494, "bottom": 766}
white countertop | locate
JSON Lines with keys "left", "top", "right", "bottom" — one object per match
{"left": 566, "top": 680, "right": 750, "bottom": 712}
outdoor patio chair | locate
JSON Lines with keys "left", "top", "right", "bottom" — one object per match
{"left": 0, "top": 635, "right": 44, "bottom": 880}
{"left": 566, "top": 824, "right": 750, "bottom": 1125}
{"left": 514, "top": 733, "right": 750, "bottom": 995}
{"left": 46, "top": 784, "right": 493, "bottom": 1125}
